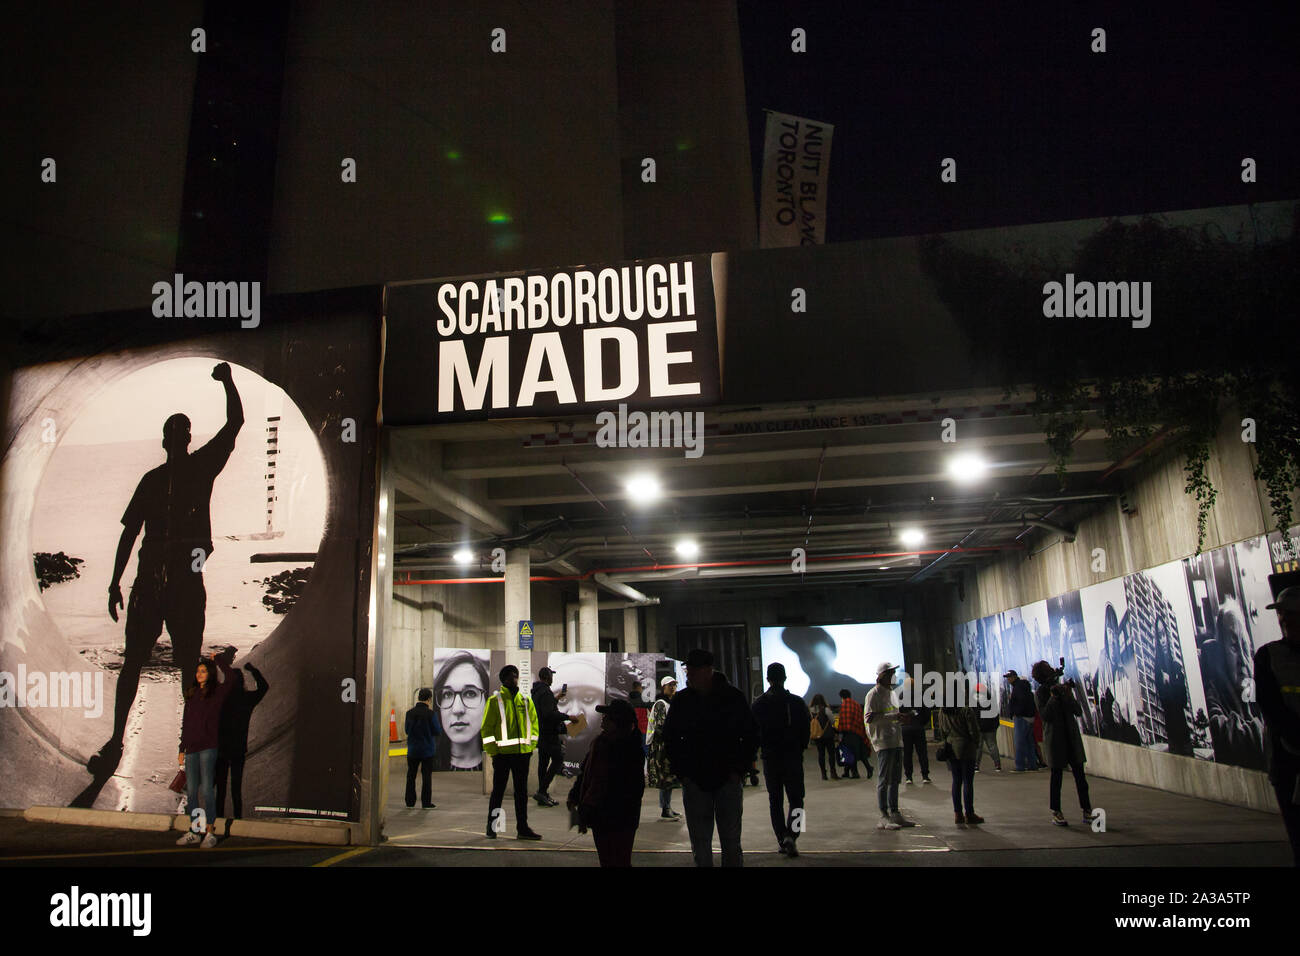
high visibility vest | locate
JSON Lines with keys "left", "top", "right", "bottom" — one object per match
{"left": 481, "top": 688, "right": 539, "bottom": 756}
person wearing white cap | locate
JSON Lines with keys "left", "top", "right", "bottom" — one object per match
{"left": 866, "top": 661, "right": 914, "bottom": 830}
{"left": 646, "top": 675, "right": 681, "bottom": 819}
{"left": 1258, "top": 586, "right": 1300, "bottom": 864}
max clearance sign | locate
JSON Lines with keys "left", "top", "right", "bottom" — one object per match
{"left": 383, "top": 254, "right": 721, "bottom": 424}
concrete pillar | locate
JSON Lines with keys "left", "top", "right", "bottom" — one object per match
{"left": 504, "top": 547, "right": 531, "bottom": 691}
{"left": 578, "top": 579, "right": 599, "bottom": 652}
{"left": 623, "top": 606, "right": 640, "bottom": 652}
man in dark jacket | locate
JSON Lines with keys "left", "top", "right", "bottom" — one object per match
{"left": 404, "top": 688, "right": 442, "bottom": 809}
{"left": 974, "top": 685, "right": 1003, "bottom": 772}
{"left": 1258, "top": 587, "right": 1300, "bottom": 865}
{"left": 1006, "top": 670, "right": 1040, "bottom": 771}
{"left": 661, "top": 649, "right": 760, "bottom": 867}
{"left": 898, "top": 677, "right": 931, "bottom": 785}
{"left": 752, "top": 662, "right": 812, "bottom": 857}
{"left": 216, "top": 652, "right": 269, "bottom": 819}
{"left": 532, "top": 667, "right": 581, "bottom": 806}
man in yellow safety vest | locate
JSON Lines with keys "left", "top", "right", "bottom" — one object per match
{"left": 481, "top": 664, "right": 543, "bottom": 840}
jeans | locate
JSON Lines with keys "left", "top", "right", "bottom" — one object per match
{"left": 1049, "top": 759, "right": 1091, "bottom": 814}
{"left": 976, "top": 729, "right": 1002, "bottom": 769}
{"left": 215, "top": 752, "right": 245, "bottom": 818}
{"left": 681, "top": 775, "right": 744, "bottom": 867}
{"left": 762, "top": 752, "right": 806, "bottom": 844}
{"left": 184, "top": 748, "right": 218, "bottom": 830}
{"left": 536, "top": 739, "right": 563, "bottom": 797}
{"left": 947, "top": 757, "right": 976, "bottom": 814}
{"left": 406, "top": 754, "right": 434, "bottom": 807}
{"left": 1014, "top": 716, "right": 1039, "bottom": 770}
{"left": 901, "top": 727, "right": 929, "bottom": 780}
{"left": 876, "top": 747, "right": 902, "bottom": 814}
{"left": 489, "top": 753, "right": 533, "bottom": 833}
{"left": 659, "top": 787, "right": 673, "bottom": 812}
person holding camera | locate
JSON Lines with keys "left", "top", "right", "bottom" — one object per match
{"left": 1031, "top": 660, "right": 1093, "bottom": 826}
{"left": 532, "top": 666, "right": 581, "bottom": 807}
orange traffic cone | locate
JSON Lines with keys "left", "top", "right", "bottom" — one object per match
{"left": 389, "top": 707, "right": 398, "bottom": 742}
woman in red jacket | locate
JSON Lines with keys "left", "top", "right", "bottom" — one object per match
{"left": 176, "top": 648, "right": 241, "bottom": 847}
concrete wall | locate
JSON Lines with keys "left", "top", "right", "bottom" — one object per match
{"left": 953, "top": 407, "right": 1284, "bottom": 810}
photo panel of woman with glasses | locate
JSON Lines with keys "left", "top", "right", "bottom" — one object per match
{"left": 431, "top": 648, "right": 497, "bottom": 772}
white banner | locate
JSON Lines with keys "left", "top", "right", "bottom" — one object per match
{"left": 758, "top": 110, "right": 833, "bottom": 247}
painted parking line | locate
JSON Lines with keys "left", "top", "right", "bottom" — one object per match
{"left": 312, "top": 846, "right": 373, "bottom": 867}
{"left": 0, "top": 844, "right": 312, "bottom": 863}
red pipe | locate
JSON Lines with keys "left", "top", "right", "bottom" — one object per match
{"left": 393, "top": 544, "right": 1023, "bottom": 585}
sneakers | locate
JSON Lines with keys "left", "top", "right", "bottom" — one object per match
{"left": 516, "top": 828, "right": 543, "bottom": 841}
{"left": 973, "top": 767, "right": 981, "bottom": 773}
{"left": 176, "top": 831, "right": 202, "bottom": 846}
{"left": 921, "top": 777, "right": 932, "bottom": 785}
{"left": 660, "top": 808, "right": 681, "bottom": 820}
{"left": 1052, "top": 811, "right": 1069, "bottom": 826}
{"left": 781, "top": 835, "right": 799, "bottom": 858}
{"left": 877, "top": 815, "right": 901, "bottom": 831}
{"left": 889, "top": 811, "right": 916, "bottom": 828}
{"left": 904, "top": 777, "right": 914, "bottom": 785}
{"left": 1083, "top": 812, "right": 1094, "bottom": 826}
{"left": 965, "top": 812, "right": 984, "bottom": 825}
{"left": 201, "top": 831, "right": 218, "bottom": 848}
{"left": 421, "top": 803, "right": 436, "bottom": 810}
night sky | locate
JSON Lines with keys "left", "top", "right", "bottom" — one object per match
{"left": 738, "top": 0, "right": 1299, "bottom": 239}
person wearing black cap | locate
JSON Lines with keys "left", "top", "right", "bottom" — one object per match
{"left": 566, "top": 697, "right": 645, "bottom": 867}
{"left": 1257, "top": 586, "right": 1300, "bottom": 864}
{"left": 532, "top": 666, "right": 580, "bottom": 807}
{"left": 660, "top": 648, "right": 760, "bottom": 867}
{"left": 1005, "top": 669, "right": 1039, "bottom": 771}
{"left": 752, "top": 662, "right": 812, "bottom": 857}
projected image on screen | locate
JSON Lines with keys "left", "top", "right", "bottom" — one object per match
{"left": 761, "top": 623, "right": 905, "bottom": 705}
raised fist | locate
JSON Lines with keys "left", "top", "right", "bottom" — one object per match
{"left": 212, "top": 362, "right": 233, "bottom": 382}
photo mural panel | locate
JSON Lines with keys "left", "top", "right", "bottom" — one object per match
{"left": 954, "top": 534, "right": 1278, "bottom": 770}
{"left": 1, "top": 311, "right": 380, "bottom": 819}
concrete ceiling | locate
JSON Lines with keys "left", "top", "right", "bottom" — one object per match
{"left": 389, "top": 386, "right": 1141, "bottom": 592}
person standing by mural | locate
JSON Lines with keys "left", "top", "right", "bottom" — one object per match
{"left": 93, "top": 362, "right": 243, "bottom": 778}
{"left": 1032, "top": 660, "right": 1093, "bottom": 827}
{"left": 938, "top": 703, "right": 983, "bottom": 826}
{"left": 176, "top": 649, "right": 241, "bottom": 847}
{"left": 973, "top": 684, "right": 1003, "bottom": 772}
{"left": 1005, "top": 670, "right": 1040, "bottom": 771}
{"left": 647, "top": 676, "right": 681, "bottom": 818}
{"left": 403, "top": 688, "right": 441, "bottom": 809}
{"left": 531, "top": 666, "right": 581, "bottom": 807}
{"left": 1257, "top": 587, "right": 1300, "bottom": 865}
{"left": 481, "top": 664, "right": 542, "bottom": 840}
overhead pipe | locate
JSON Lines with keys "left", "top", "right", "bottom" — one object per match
{"left": 593, "top": 572, "right": 656, "bottom": 604}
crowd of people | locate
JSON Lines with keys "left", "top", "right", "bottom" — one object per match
{"left": 371, "top": 587, "right": 1300, "bottom": 867}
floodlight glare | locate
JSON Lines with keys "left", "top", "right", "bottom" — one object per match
{"left": 626, "top": 474, "right": 662, "bottom": 504}
{"left": 899, "top": 528, "right": 925, "bottom": 547}
{"left": 947, "top": 452, "right": 989, "bottom": 484}
{"left": 452, "top": 549, "right": 474, "bottom": 564}
{"left": 675, "top": 539, "right": 700, "bottom": 559}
